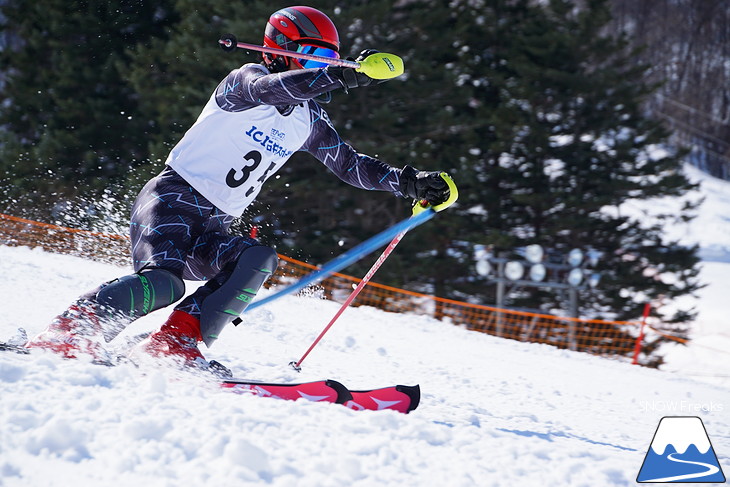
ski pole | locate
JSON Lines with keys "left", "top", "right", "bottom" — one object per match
{"left": 235, "top": 207, "right": 434, "bottom": 324}
{"left": 290, "top": 174, "right": 458, "bottom": 371}
{"left": 289, "top": 221, "right": 411, "bottom": 372}
{"left": 218, "top": 34, "right": 404, "bottom": 80}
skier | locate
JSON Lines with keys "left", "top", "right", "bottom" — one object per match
{"left": 26, "top": 6, "right": 455, "bottom": 371}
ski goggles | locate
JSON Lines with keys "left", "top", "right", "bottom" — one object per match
{"left": 295, "top": 44, "right": 340, "bottom": 69}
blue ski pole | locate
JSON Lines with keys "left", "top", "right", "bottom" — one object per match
{"left": 231, "top": 209, "right": 432, "bottom": 327}
{"left": 233, "top": 173, "right": 457, "bottom": 324}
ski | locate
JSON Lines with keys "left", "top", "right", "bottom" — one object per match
{"left": 221, "top": 379, "right": 352, "bottom": 404}
{"left": 219, "top": 379, "right": 420, "bottom": 413}
{"left": 346, "top": 384, "right": 420, "bottom": 414}
{"left": 1, "top": 341, "right": 420, "bottom": 413}
{"left": 0, "top": 342, "right": 30, "bottom": 354}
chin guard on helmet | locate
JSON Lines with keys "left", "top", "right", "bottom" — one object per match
{"left": 262, "top": 54, "right": 290, "bottom": 73}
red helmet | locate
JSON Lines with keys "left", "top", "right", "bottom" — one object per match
{"left": 263, "top": 6, "right": 340, "bottom": 70}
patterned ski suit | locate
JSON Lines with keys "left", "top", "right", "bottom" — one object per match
{"left": 129, "top": 63, "right": 406, "bottom": 318}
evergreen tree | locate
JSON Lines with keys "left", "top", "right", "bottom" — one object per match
{"left": 343, "top": 0, "right": 700, "bottom": 332}
{"left": 0, "top": 0, "right": 176, "bottom": 217}
{"left": 441, "top": 0, "right": 700, "bottom": 327}
{"left": 282, "top": 0, "right": 474, "bottom": 288}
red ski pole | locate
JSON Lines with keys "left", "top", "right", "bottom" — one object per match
{"left": 218, "top": 34, "right": 404, "bottom": 80}
{"left": 289, "top": 223, "right": 409, "bottom": 371}
{"left": 290, "top": 174, "right": 458, "bottom": 372}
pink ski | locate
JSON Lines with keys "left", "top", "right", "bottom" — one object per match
{"left": 221, "top": 379, "right": 351, "bottom": 404}
{"left": 345, "top": 385, "right": 420, "bottom": 414}
{"left": 220, "top": 378, "right": 420, "bottom": 413}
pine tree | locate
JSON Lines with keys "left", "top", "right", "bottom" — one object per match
{"left": 439, "top": 0, "right": 701, "bottom": 328}
{"left": 339, "top": 0, "right": 700, "bottom": 334}
{"left": 0, "top": 0, "right": 176, "bottom": 218}
{"left": 303, "top": 0, "right": 476, "bottom": 294}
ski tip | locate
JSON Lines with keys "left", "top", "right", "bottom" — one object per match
{"left": 396, "top": 384, "right": 421, "bottom": 413}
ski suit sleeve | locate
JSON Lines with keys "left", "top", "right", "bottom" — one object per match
{"left": 300, "top": 102, "right": 405, "bottom": 195}
{"left": 214, "top": 63, "right": 344, "bottom": 111}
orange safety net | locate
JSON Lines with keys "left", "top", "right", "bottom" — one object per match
{"left": 0, "top": 212, "right": 661, "bottom": 361}
{"left": 270, "top": 255, "right": 644, "bottom": 357}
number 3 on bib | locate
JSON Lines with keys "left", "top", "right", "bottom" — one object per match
{"left": 226, "top": 150, "right": 262, "bottom": 188}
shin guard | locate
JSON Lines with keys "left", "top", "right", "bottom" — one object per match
{"left": 199, "top": 246, "right": 278, "bottom": 346}
{"left": 96, "top": 268, "right": 185, "bottom": 342}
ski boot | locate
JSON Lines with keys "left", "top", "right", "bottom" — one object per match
{"left": 25, "top": 300, "right": 111, "bottom": 363}
{"left": 133, "top": 310, "right": 232, "bottom": 378}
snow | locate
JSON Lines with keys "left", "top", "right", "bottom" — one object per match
{"left": 1, "top": 163, "right": 729, "bottom": 486}
{"left": 619, "top": 164, "right": 730, "bottom": 385}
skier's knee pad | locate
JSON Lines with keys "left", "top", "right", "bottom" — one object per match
{"left": 96, "top": 268, "right": 185, "bottom": 341}
{"left": 200, "top": 246, "right": 278, "bottom": 346}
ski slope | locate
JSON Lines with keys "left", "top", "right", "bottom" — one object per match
{"left": 620, "top": 164, "right": 730, "bottom": 385}
{"left": 1, "top": 243, "right": 729, "bottom": 487}
{"left": 2, "top": 163, "right": 730, "bottom": 486}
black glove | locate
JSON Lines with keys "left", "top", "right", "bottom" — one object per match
{"left": 399, "top": 165, "right": 451, "bottom": 206}
{"left": 328, "top": 49, "right": 380, "bottom": 91}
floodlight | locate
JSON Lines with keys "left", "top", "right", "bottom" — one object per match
{"left": 529, "top": 263, "right": 546, "bottom": 282}
{"left": 505, "top": 261, "right": 524, "bottom": 280}
{"left": 525, "top": 244, "right": 544, "bottom": 264}
{"left": 567, "top": 268, "right": 583, "bottom": 286}
{"left": 474, "top": 245, "right": 488, "bottom": 261}
{"left": 476, "top": 259, "right": 491, "bottom": 277}
{"left": 568, "top": 248, "right": 584, "bottom": 267}
{"left": 588, "top": 273, "right": 601, "bottom": 288}
{"left": 587, "top": 249, "right": 601, "bottom": 267}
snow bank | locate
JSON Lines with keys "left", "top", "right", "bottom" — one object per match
{"left": 1, "top": 245, "right": 728, "bottom": 486}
